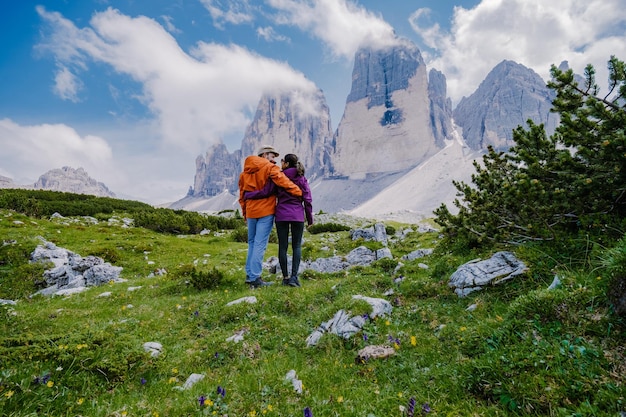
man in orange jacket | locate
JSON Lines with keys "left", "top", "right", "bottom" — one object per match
{"left": 238, "top": 145, "right": 303, "bottom": 288}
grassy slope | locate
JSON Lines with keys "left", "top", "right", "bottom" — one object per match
{"left": 0, "top": 209, "right": 624, "bottom": 417}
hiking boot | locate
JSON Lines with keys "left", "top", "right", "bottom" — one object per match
{"left": 282, "top": 278, "right": 290, "bottom": 286}
{"left": 287, "top": 276, "right": 301, "bottom": 287}
{"left": 246, "top": 278, "right": 274, "bottom": 288}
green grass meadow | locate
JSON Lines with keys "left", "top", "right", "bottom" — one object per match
{"left": 0, "top": 208, "right": 624, "bottom": 416}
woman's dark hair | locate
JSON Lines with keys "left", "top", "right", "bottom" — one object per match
{"left": 284, "top": 153, "right": 305, "bottom": 176}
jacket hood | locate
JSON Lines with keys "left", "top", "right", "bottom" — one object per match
{"left": 243, "top": 155, "right": 271, "bottom": 174}
{"left": 282, "top": 167, "right": 299, "bottom": 179}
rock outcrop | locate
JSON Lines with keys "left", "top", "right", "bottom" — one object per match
{"left": 428, "top": 68, "right": 454, "bottom": 146}
{"left": 240, "top": 89, "right": 333, "bottom": 181}
{"left": 330, "top": 42, "right": 442, "bottom": 178}
{"left": 33, "top": 166, "right": 116, "bottom": 198}
{"left": 189, "top": 142, "right": 241, "bottom": 197}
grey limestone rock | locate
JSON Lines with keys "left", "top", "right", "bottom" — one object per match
{"left": 449, "top": 251, "right": 528, "bottom": 297}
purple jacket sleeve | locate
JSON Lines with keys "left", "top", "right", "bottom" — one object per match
{"left": 301, "top": 177, "right": 314, "bottom": 226}
{"left": 244, "top": 178, "right": 277, "bottom": 200}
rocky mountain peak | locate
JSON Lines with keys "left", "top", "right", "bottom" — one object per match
{"left": 330, "top": 41, "right": 441, "bottom": 178}
{"left": 33, "top": 166, "right": 116, "bottom": 198}
{"left": 453, "top": 60, "right": 558, "bottom": 151}
{"left": 240, "top": 89, "right": 333, "bottom": 181}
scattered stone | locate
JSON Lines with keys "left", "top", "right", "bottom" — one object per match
{"left": 306, "top": 309, "right": 366, "bottom": 347}
{"left": 30, "top": 238, "right": 124, "bottom": 297}
{"left": 401, "top": 249, "right": 433, "bottom": 261}
{"left": 226, "top": 328, "right": 248, "bottom": 343}
{"left": 143, "top": 342, "right": 163, "bottom": 357}
{"left": 448, "top": 251, "right": 528, "bottom": 297}
{"left": 350, "top": 223, "right": 388, "bottom": 246}
{"left": 0, "top": 299, "right": 17, "bottom": 305}
{"left": 226, "top": 296, "right": 257, "bottom": 306}
{"left": 466, "top": 303, "right": 478, "bottom": 312}
{"left": 352, "top": 295, "right": 392, "bottom": 318}
{"left": 128, "top": 286, "right": 142, "bottom": 292}
{"left": 180, "top": 373, "right": 205, "bottom": 390}
{"left": 356, "top": 345, "right": 396, "bottom": 362}
{"left": 548, "top": 275, "right": 561, "bottom": 290}
{"left": 284, "top": 370, "right": 303, "bottom": 394}
{"left": 97, "top": 292, "right": 112, "bottom": 298}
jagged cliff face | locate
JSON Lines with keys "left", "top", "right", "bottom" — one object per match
{"left": 191, "top": 142, "right": 241, "bottom": 197}
{"left": 428, "top": 68, "right": 454, "bottom": 146}
{"left": 33, "top": 166, "right": 116, "bottom": 197}
{"left": 453, "top": 60, "right": 558, "bottom": 151}
{"left": 240, "top": 90, "right": 333, "bottom": 180}
{"left": 330, "top": 43, "right": 442, "bottom": 178}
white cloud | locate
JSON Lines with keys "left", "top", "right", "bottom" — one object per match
{"left": 267, "top": 0, "right": 400, "bottom": 60}
{"left": 36, "top": 6, "right": 319, "bottom": 155}
{"left": 0, "top": 118, "right": 113, "bottom": 183}
{"left": 160, "top": 15, "right": 181, "bottom": 34}
{"left": 256, "top": 26, "right": 290, "bottom": 43}
{"left": 410, "top": 0, "right": 626, "bottom": 105}
{"left": 199, "top": 0, "right": 254, "bottom": 29}
{"left": 53, "top": 66, "right": 83, "bottom": 102}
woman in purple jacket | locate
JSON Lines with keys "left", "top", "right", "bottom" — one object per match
{"left": 244, "top": 153, "right": 313, "bottom": 287}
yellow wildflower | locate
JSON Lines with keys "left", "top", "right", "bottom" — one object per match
{"left": 121, "top": 411, "right": 128, "bottom": 416}
{"left": 410, "top": 336, "right": 417, "bottom": 346}
{"left": 77, "top": 398, "right": 84, "bottom": 405}
{"left": 337, "top": 396, "right": 344, "bottom": 403}
{"left": 460, "top": 326, "right": 467, "bottom": 332}
{"left": 172, "top": 368, "right": 178, "bottom": 374}
{"left": 47, "top": 381, "right": 54, "bottom": 388}
{"left": 5, "top": 390, "right": 14, "bottom": 398}
{"left": 267, "top": 405, "right": 273, "bottom": 411}
{"left": 168, "top": 377, "right": 177, "bottom": 384}
{"left": 385, "top": 320, "right": 390, "bottom": 326}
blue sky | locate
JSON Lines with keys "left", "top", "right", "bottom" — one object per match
{"left": 1, "top": 0, "right": 625, "bottom": 204}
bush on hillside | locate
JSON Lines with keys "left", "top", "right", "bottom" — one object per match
{"left": 308, "top": 222, "right": 351, "bottom": 234}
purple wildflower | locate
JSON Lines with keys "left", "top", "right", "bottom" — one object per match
{"left": 303, "top": 406, "right": 313, "bottom": 417}
{"left": 42, "top": 374, "right": 51, "bottom": 384}
{"left": 422, "top": 403, "right": 431, "bottom": 414}
{"left": 217, "top": 385, "right": 226, "bottom": 397}
{"left": 395, "top": 338, "right": 401, "bottom": 345}
{"left": 362, "top": 333, "right": 368, "bottom": 341}
{"left": 407, "top": 397, "right": 416, "bottom": 417}
{"left": 198, "top": 395, "right": 206, "bottom": 407}
{"left": 362, "top": 313, "right": 369, "bottom": 320}
{"left": 194, "top": 310, "right": 199, "bottom": 316}
{"left": 140, "top": 377, "right": 147, "bottom": 385}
